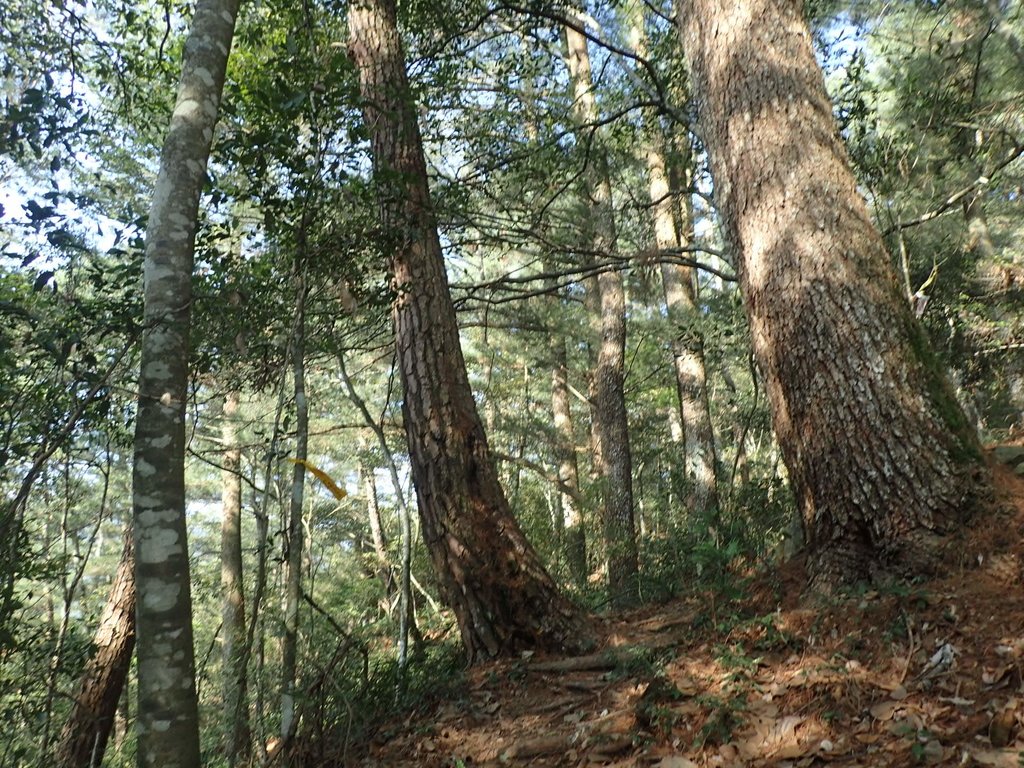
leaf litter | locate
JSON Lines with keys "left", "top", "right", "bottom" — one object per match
{"left": 353, "top": 452, "right": 1024, "bottom": 766}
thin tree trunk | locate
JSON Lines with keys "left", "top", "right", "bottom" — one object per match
{"left": 55, "top": 528, "right": 135, "bottom": 768}
{"left": 132, "top": 0, "right": 239, "bottom": 763}
{"left": 678, "top": 0, "right": 987, "bottom": 588}
{"left": 521, "top": 40, "right": 587, "bottom": 585}
{"left": 549, "top": 318, "right": 587, "bottom": 585}
{"left": 963, "top": 179, "right": 1017, "bottom": 431}
{"left": 563, "top": 20, "right": 638, "bottom": 607}
{"left": 628, "top": 8, "right": 720, "bottom": 517}
{"left": 360, "top": 458, "right": 396, "bottom": 603}
{"left": 220, "top": 390, "right": 250, "bottom": 765}
{"left": 44, "top": 451, "right": 109, "bottom": 764}
{"left": 281, "top": 275, "right": 308, "bottom": 743}
{"left": 348, "top": 0, "right": 592, "bottom": 661}
{"left": 338, "top": 354, "right": 420, "bottom": 666}
{"left": 964, "top": 168, "right": 1001, "bottom": 289}
{"left": 985, "top": 0, "right": 1024, "bottom": 68}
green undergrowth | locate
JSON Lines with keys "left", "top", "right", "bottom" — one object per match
{"left": 292, "top": 639, "right": 467, "bottom": 764}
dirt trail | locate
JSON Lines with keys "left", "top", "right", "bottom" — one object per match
{"left": 356, "top": 454, "right": 1024, "bottom": 767}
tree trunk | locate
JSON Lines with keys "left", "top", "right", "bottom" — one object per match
{"left": 220, "top": 390, "right": 250, "bottom": 765}
{"left": 563, "top": 20, "right": 638, "bottom": 607}
{"left": 678, "top": 0, "right": 987, "bottom": 587}
{"left": 132, "top": 0, "right": 238, "bottom": 764}
{"left": 281, "top": 275, "right": 308, "bottom": 743}
{"left": 360, "top": 458, "right": 397, "bottom": 602}
{"left": 658, "top": 159, "right": 720, "bottom": 518}
{"left": 338, "top": 353, "right": 420, "bottom": 665}
{"left": 347, "top": 0, "right": 592, "bottom": 662}
{"left": 522, "top": 58, "right": 586, "bottom": 584}
{"left": 627, "top": 5, "right": 719, "bottom": 516}
{"left": 55, "top": 528, "right": 135, "bottom": 768}
{"left": 549, "top": 324, "right": 587, "bottom": 586}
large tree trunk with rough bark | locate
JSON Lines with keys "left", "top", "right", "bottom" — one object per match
{"left": 563, "top": 20, "right": 638, "bottom": 607}
{"left": 347, "top": 0, "right": 592, "bottom": 662}
{"left": 678, "top": 0, "right": 987, "bottom": 587}
{"left": 55, "top": 529, "right": 135, "bottom": 768}
{"left": 131, "top": 0, "right": 239, "bottom": 764}
{"left": 220, "top": 390, "right": 250, "bottom": 765}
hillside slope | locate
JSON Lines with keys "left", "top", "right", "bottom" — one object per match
{"left": 352, "top": 452, "right": 1024, "bottom": 767}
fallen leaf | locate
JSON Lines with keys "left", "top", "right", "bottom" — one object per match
{"left": 920, "top": 739, "right": 944, "bottom": 763}
{"left": 888, "top": 714, "right": 924, "bottom": 736}
{"left": 989, "top": 708, "right": 1017, "bottom": 747}
{"left": 655, "top": 758, "right": 699, "bottom": 768}
{"left": 718, "top": 743, "right": 738, "bottom": 760}
{"left": 869, "top": 700, "right": 901, "bottom": 721}
{"left": 970, "top": 747, "right": 1024, "bottom": 767}
{"left": 938, "top": 696, "right": 975, "bottom": 708}
{"left": 983, "top": 665, "right": 1015, "bottom": 688}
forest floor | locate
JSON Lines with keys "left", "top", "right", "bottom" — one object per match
{"left": 354, "top": 452, "right": 1024, "bottom": 767}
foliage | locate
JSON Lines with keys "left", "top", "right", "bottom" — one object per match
{"left": 0, "top": 0, "right": 1021, "bottom": 761}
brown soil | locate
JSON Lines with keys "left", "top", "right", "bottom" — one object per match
{"left": 355, "top": 453, "right": 1024, "bottom": 767}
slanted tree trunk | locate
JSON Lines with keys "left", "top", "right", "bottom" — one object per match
{"left": 338, "top": 355, "right": 420, "bottom": 665}
{"left": 131, "top": 0, "right": 239, "bottom": 764}
{"left": 563, "top": 20, "right": 638, "bottom": 607}
{"left": 985, "top": 0, "right": 1024, "bottom": 68}
{"left": 347, "top": 0, "right": 592, "bottom": 661}
{"left": 55, "top": 528, "right": 135, "bottom": 768}
{"left": 220, "top": 390, "right": 250, "bottom": 765}
{"left": 678, "top": 0, "right": 987, "bottom": 588}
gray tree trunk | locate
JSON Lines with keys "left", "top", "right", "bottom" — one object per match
{"left": 338, "top": 356, "right": 419, "bottom": 666}
{"left": 131, "top": 0, "right": 239, "bottom": 764}
{"left": 679, "top": 0, "right": 987, "bottom": 588}
{"left": 281, "top": 275, "right": 308, "bottom": 743}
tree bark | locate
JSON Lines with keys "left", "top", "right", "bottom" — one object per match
{"left": 563, "top": 20, "right": 639, "bottom": 607}
{"left": 626, "top": 6, "right": 719, "bottom": 517}
{"left": 55, "top": 528, "right": 135, "bottom": 768}
{"left": 347, "top": 0, "right": 593, "bottom": 661}
{"left": 132, "top": 0, "right": 239, "bottom": 764}
{"left": 360, "top": 458, "right": 396, "bottom": 601}
{"left": 338, "top": 354, "right": 419, "bottom": 665}
{"left": 524, "top": 60, "right": 587, "bottom": 588}
{"left": 281, "top": 275, "right": 308, "bottom": 743}
{"left": 549, "top": 326, "right": 587, "bottom": 586}
{"left": 220, "top": 390, "right": 250, "bottom": 765}
{"left": 678, "top": 0, "right": 987, "bottom": 587}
